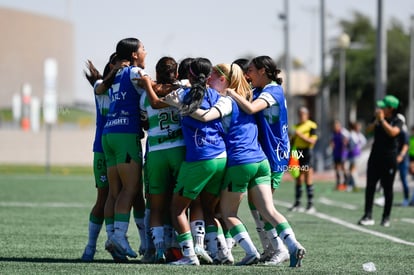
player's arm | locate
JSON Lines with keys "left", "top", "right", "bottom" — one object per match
{"left": 227, "top": 88, "right": 267, "bottom": 114}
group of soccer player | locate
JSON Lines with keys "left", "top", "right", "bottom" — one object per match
{"left": 80, "top": 36, "right": 306, "bottom": 267}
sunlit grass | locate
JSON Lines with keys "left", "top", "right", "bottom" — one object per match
{"left": 0, "top": 171, "right": 413, "bottom": 274}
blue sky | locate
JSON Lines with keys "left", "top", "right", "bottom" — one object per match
{"left": 1, "top": 0, "right": 413, "bottom": 103}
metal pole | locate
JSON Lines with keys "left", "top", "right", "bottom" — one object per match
{"left": 338, "top": 32, "right": 350, "bottom": 125}
{"left": 375, "top": 0, "right": 386, "bottom": 102}
{"left": 283, "top": 0, "right": 293, "bottom": 124}
{"left": 320, "top": 0, "right": 326, "bottom": 83}
{"left": 408, "top": 15, "right": 414, "bottom": 129}
{"left": 46, "top": 123, "right": 51, "bottom": 174}
{"left": 339, "top": 48, "right": 346, "bottom": 124}
{"left": 316, "top": 0, "right": 329, "bottom": 171}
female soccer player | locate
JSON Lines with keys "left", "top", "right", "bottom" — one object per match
{"left": 227, "top": 56, "right": 306, "bottom": 267}
{"left": 97, "top": 37, "right": 147, "bottom": 259}
{"left": 162, "top": 58, "right": 227, "bottom": 265}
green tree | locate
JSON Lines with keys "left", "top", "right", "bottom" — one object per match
{"left": 327, "top": 12, "right": 410, "bottom": 124}
{"left": 386, "top": 19, "right": 411, "bottom": 113}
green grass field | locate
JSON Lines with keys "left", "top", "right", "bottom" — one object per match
{"left": 0, "top": 170, "right": 413, "bottom": 274}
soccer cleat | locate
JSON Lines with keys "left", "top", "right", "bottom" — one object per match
{"left": 221, "top": 250, "right": 234, "bottom": 265}
{"left": 381, "top": 217, "right": 390, "bottom": 227}
{"left": 289, "top": 202, "right": 302, "bottom": 212}
{"left": 109, "top": 235, "right": 138, "bottom": 258}
{"left": 401, "top": 199, "right": 409, "bottom": 207}
{"left": 169, "top": 255, "right": 200, "bottom": 265}
{"left": 235, "top": 252, "right": 260, "bottom": 266}
{"left": 138, "top": 245, "right": 146, "bottom": 256}
{"left": 264, "top": 248, "right": 290, "bottom": 265}
{"left": 358, "top": 216, "right": 375, "bottom": 226}
{"left": 289, "top": 243, "right": 306, "bottom": 267}
{"left": 213, "top": 250, "right": 234, "bottom": 265}
{"left": 105, "top": 239, "right": 128, "bottom": 263}
{"left": 154, "top": 248, "right": 166, "bottom": 264}
{"left": 336, "top": 184, "right": 347, "bottom": 191}
{"left": 81, "top": 245, "right": 96, "bottom": 262}
{"left": 194, "top": 245, "right": 213, "bottom": 264}
{"left": 140, "top": 249, "right": 155, "bottom": 263}
{"left": 305, "top": 203, "right": 316, "bottom": 214}
{"left": 165, "top": 247, "right": 183, "bottom": 263}
{"left": 259, "top": 247, "right": 275, "bottom": 262}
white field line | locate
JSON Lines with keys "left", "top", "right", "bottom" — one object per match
{"left": 275, "top": 199, "right": 414, "bottom": 246}
{"left": 318, "top": 197, "right": 358, "bottom": 210}
{"left": 0, "top": 201, "right": 87, "bottom": 208}
{"left": 2, "top": 199, "right": 413, "bottom": 246}
{"left": 401, "top": 218, "right": 414, "bottom": 224}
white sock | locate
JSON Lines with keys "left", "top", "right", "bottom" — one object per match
{"left": 178, "top": 232, "right": 196, "bottom": 257}
{"left": 114, "top": 220, "right": 129, "bottom": 238}
{"left": 190, "top": 220, "right": 205, "bottom": 247}
{"left": 135, "top": 211, "right": 148, "bottom": 251}
{"left": 233, "top": 230, "right": 258, "bottom": 255}
{"left": 279, "top": 227, "right": 297, "bottom": 253}
{"left": 151, "top": 226, "right": 165, "bottom": 250}
{"left": 250, "top": 209, "right": 268, "bottom": 250}
{"left": 106, "top": 223, "right": 114, "bottom": 239}
{"left": 87, "top": 221, "right": 102, "bottom": 247}
{"left": 226, "top": 235, "right": 235, "bottom": 250}
{"left": 216, "top": 230, "right": 229, "bottom": 258}
{"left": 205, "top": 230, "right": 218, "bottom": 258}
{"left": 265, "top": 228, "right": 286, "bottom": 251}
{"left": 164, "top": 224, "right": 174, "bottom": 249}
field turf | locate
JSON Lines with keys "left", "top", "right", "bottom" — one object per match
{"left": 0, "top": 169, "right": 413, "bottom": 274}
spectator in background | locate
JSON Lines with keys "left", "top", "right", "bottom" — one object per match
{"left": 409, "top": 126, "right": 414, "bottom": 178}
{"left": 375, "top": 113, "right": 411, "bottom": 207}
{"left": 330, "top": 120, "right": 349, "bottom": 191}
{"left": 289, "top": 106, "right": 318, "bottom": 213}
{"left": 396, "top": 114, "right": 410, "bottom": 206}
{"left": 409, "top": 126, "right": 414, "bottom": 205}
{"left": 346, "top": 121, "right": 367, "bottom": 192}
{"left": 358, "top": 95, "right": 403, "bottom": 227}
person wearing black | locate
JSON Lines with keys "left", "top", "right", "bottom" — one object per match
{"left": 358, "top": 95, "right": 403, "bottom": 227}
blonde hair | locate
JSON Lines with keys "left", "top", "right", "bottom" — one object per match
{"left": 214, "top": 63, "right": 252, "bottom": 101}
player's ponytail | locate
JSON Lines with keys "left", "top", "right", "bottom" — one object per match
{"left": 180, "top": 58, "right": 212, "bottom": 115}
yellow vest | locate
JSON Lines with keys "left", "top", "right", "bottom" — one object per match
{"left": 292, "top": 120, "right": 318, "bottom": 149}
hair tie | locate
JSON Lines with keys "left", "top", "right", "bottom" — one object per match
{"left": 189, "top": 66, "right": 196, "bottom": 78}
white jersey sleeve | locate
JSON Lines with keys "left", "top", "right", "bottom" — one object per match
{"left": 130, "top": 67, "right": 148, "bottom": 95}
{"left": 213, "top": 96, "right": 233, "bottom": 117}
{"left": 174, "top": 87, "right": 185, "bottom": 103}
{"left": 93, "top": 79, "right": 103, "bottom": 94}
{"left": 139, "top": 93, "right": 148, "bottom": 121}
{"left": 258, "top": 91, "right": 276, "bottom": 106}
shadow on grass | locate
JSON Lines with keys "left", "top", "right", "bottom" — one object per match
{"left": 0, "top": 257, "right": 142, "bottom": 264}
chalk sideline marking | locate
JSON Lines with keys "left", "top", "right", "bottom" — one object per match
{"left": 275, "top": 199, "right": 414, "bottom": 246}
{"left": 401, "top": 218, "right": 414, "bottom": 224}
{"left": 318, "top": 197, "right": 358, "bottom": 210}
{"left": 0, "top": 201, "right": 87, "bottom": 208}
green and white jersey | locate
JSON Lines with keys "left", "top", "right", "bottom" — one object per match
{"left": 140, "top": 93, "right": 185, "bottom": 152}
